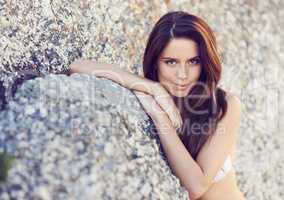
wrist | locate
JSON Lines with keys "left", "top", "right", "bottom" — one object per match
{"left": 153, "top": 115, "right": 171, "bottom": 129}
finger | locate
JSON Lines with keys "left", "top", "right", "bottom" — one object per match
{"left": 176, "top": 110, "right": 183, "bottom": 127}
{"left": 164, "top": 106, "right": 180, "bottom": 128}
{"left": 153, "top": 93, "right": 182, "bottom": 129}
{"left": 168, "top": 112, "right": 179, "bottom": 130}
{"left": 175, "top": 107, "right": 183, "bottom": 124}
{"left": 173, "top": 112, "right": 183, "bottom": 131}
{"left": 171, "top": 107, "right": 182, "bottom": 126}
{"left": 175, "top": 115, "right": 182, "bottom": 129}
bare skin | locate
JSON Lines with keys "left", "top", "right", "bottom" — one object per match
{"left": 69, "top": 38, "right": 245, "bottom": 199}
{"left": 151, "top": 38, "right": 245, "bottom": 199}
{"left": 70, "top": 60, "right": 183, "bottom": 130}
{"left": 135, "top": 89, "right": 245, "bottom": 200}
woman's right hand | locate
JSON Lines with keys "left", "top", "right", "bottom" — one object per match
{"left": 150, "top": 84, "right": 183, "bottom": 130}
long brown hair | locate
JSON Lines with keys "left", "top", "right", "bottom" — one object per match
{"left": 143, "top": 11, "right": 228, "bottom": 160}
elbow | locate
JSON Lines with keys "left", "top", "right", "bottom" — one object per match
{"left": 70, "top": 59, "right": 92, "bottom": 74}
{"left": 189, "top": 190, "right": 205, "bottom": 200}
{"left": 69, "top": 60, "right": 81, "bottom": 74}
{"left": 188, "top": 178, "right": 211, "bottom": 199}
{"left": 189, "top": 188, "right": 206, "bottom": 200}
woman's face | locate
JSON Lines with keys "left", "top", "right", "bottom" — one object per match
{"left": 157, "top": 38, "right": 202, "bottom": 98}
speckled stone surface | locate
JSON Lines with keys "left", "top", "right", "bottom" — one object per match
{"left": 0, "top": 0, "right": 283, "bottom": 199}
{"left": 0, "top": 1, "right": 189, "bottom": 199}
{"left": 0, "top": 74, "right": 189, "bottom": 199}
{"left": 0, "top": 0, "right": 167, "bottom": 84}
{"left": 169, "top": 1, "right": 284, "bottom": 199}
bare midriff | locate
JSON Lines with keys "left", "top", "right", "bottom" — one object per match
{"left": 197, "top": 169, "right": 245, "bottom": 200}
{"left": 197, "top": 147, "right": 245, "bottom": 200}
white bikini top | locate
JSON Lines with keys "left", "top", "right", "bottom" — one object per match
{"left": 212, "top": 155, "right": 233, "bottom": 183}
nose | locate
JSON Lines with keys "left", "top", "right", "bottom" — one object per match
{"left": 176, "top": 65, "right": 188, "bottom": 79}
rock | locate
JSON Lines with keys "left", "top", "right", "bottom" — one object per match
{"left": 1, "top": 0, "right": 283, "bottom": 199}
{"left": 0, "top": 74, "right": 189, "bottom": 199}
{"left": 0, "top": 0, "right": 167, "bottom": 98}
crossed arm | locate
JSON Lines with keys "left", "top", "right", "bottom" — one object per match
{"left": 70, "top": 59, "right": 241, "bottom": 199}
{"left": 70, "top": 59, "right": 158, "bottom": 95}
{"left": 69, "top": 59, "right": 182, "bottom": 129}
{"left": 152, "top": 94, "right": 241, "bottom": 199}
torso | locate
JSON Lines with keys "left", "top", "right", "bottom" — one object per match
{"left": 198, "top": 171, "right": 245, "bottom": 200}
{"left": 172, "top": 90, "right": 244, "bottom": 199}
{"left": 197, "top": 149, "right": 245, "bottom": 200}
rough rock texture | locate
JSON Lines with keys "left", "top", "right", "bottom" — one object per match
{"left": 169, "top": 1, "right": 284, "bottom": 200}
{"left": 0, "top": 0, "right": 283, "bottom": 199}
{"left": 0, "top": 1, "right": 189, "bottom": 199}
{"left": 0, "top": 0, "right": 167, "bottom": 84}
{"left": 0, "top": 74, "right": 189, "bottom": 199}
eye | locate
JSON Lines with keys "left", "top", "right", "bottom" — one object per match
{"left": 188, "top": 57, "right": 201, "bottom": 65}
{"left": 165, "top": 60, "right": 177, "bottom": 65}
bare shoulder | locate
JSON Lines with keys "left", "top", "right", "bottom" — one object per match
{"left": 223, "top": 91, "right": 242, "bottom": 126}
{"left": 225, "top": 92, "right": 242, "bottom": 112}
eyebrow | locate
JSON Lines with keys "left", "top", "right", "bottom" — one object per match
{"left": 160, "top": 56, "right": 200, "bottom": 60}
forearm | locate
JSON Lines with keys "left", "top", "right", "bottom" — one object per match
{"left": 70, "top": 59, "right": 159, "bottom": 95}
{"left": 155, "top": 117, "right": 209, "bottom": 199}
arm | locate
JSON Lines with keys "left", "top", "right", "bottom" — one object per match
{"left": 70, "top": 59, "right": 183, "bottom": 129}
{"left": 154, "top": 95, "right": 241, "bottom": 199}
{"left": 70, "top": 59, "right": 159, "bottom": 95}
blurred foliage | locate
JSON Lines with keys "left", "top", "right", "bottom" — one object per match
{"left": 0, "top": 152, "right": 15, "bottom": 183}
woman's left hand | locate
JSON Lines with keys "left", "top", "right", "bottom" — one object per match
{"left": 134, "top": 91, "right": 181, "bottom": 130}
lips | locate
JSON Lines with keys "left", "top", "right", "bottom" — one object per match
{"left": 175, "top": 83, "right": 190, "bottom": 87}
{"left": 177, "top": 84, "right": 188, "bottom": 87}
{"left": 175, "top": 83, "right": 190, "bottom": 90}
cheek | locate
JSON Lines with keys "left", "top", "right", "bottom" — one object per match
{"left": 157, "top": 64, "right": 175, "bottom": 81}
{"left": 192, "top": 66, "right": 202, "bottom": 78}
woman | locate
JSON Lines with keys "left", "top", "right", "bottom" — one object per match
{"left": 70, "top": 11, "right": 245, "bottom": 200}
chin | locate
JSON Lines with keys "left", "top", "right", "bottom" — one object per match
{"left": 161, "top": 83, "right": 192, "bottom": 98}
{"left": 172, "top": 92, "right": 189, "bottom": 98}
{"left": 169, "top": 88, "right": 190, "bottom": 97}
{"left": 169, "top": 86, "right": 192, "bottom": 98}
